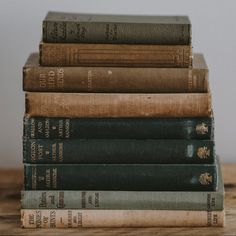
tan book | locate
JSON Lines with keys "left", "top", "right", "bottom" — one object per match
{"left": 40, "top": 43, "right": 192, "bottom": 67}
{"left": 21, "top": 209, "right": 225, "bottom": 228}
{"left": 23, "top": 53, "right": 207, "bottom": 93}
{"left": 25, "top": 92, "right": 212, "bottom": 118}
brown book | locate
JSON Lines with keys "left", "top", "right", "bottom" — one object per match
{"left": 25, "top": 92, "right": 211, "bottom": 118}
{"left": 21, "top": 209, "right": 225, "bottom": 228}
{"left": 39, "top": 42, "right": 192, "bottom": 67}
{"left": 23, "top": 53, "right": 207, "bottom": 93}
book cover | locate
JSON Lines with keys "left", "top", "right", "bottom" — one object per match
{"left": 21, "top": 209, "right": 224, "bottom": 228}
{"left": 23, "top": 138, "right": 215, "bottom": 164}
{"left": 24, "top": 163, "right": 218, "bottom": 191}
{"left": 23, "top": 53, "right": 207, "bottom": 93}
{"left": 23, "top": 116, "right": 214, "bottom": 140}
{"left": 40, "top": 43, "right": 192, "bottom": 67}
{"left": 43, "top": 12, "right": 191, "bottom": 45}
{"left": 25, "top": 92, "right": 212, "bottom": 118}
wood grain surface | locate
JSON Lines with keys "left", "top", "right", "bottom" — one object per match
{"left": 0, "top": 164, "right": 235, "bottom": 235}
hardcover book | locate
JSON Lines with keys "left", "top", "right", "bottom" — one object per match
{"left": 21, "top": 209, "right": 224, "bottom": 228}
{"left": 23, "top": 138, "right": 215, "bottom": 164}
{"left": 40, "top": 43, "right": 192, "bottom": 67}
{"left": 23, "top": 116, "right": 214, "bottom": 140}
{"left": 23, "top": 53, "right": 207, "bottom": 93}
{"left": 25, "top": 92, "right": 212, "bottom": 118}
{"left": 24, "top": 163, "right": 218, "bottom": 191}
{"left": 43, "top": 12, "right": 191, "bottom": 45}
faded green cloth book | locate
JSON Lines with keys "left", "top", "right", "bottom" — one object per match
{"left": 43, "top": 12, "right": 191, "bottom": 44}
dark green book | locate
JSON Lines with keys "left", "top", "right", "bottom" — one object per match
{"left": 23, "top": 138, "right": 215, "bottom": 164}
{"left": 21, "top": 161, "right": 224, "bottom": 210}
{"left": 43, "top": 12, "right": 191, "bottom": 44}
{"left": 24, "top": 116, "right": 213, "bottom": 140}
{"left": 24, "top": 163, "right": 217, "bottom": 191}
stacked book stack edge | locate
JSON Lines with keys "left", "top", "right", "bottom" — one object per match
{"left": 21, "top": 12, "right": 224, "bottom": 228}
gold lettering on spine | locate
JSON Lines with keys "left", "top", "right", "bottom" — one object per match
{"left": 57, "top": 68, "right": 64, "bottom": 88}
{"left": 45, "top": 168, "right": 51, "bottom": 188}
{"left": 39, "top": 73, "right": 47, "bottom": 88}
{"left": 32, "top": 166, "right": 37, "bottom": 190}
{"left": 36, "top": 210, "right": 42, "bottom": 228}
{"left": 58, "top": 191, "right": 65, "bottom": 208}
{"left": 188, "top": 70, "right": 193, "bottom": 91}
{"left": 28, "top": 213, "right": 35, "bottom": 225}
{"left": 78, "top": 212, "right": 82, "bottom": 227}
{"left": 52, "top": 168, "right": 57, "bottom": 189}
{"left": 87, "top": 70, "right": 93, "bottom": 91}
{"left": 95, "top": 193, "right": 100, "bottom": 208}
{"left": 58, "top": 120, "right": 63, "bottom": 138}
{"left": 30, "top": 141, "right": 36, "bottom": 162}
{"left": 37, "top": 144, "right": 43, "bottom": 160}
{"left": 39, "top": 68, "right": 64, "bottom": 89}
{"left": 47, "top": 71, "right": 56, "bottom": 88}
{"left": 39, "top": 192, "right": 47, "bottom": 208}
{"left": 50, "top": 210, "right": 56, "bottom": 228}
{"left": 52, "top": 143, "right": 57, "bottom": 161}
{"left": 37, "top": 121, "right": 43, "bottom": 134}
{"left": 59, "top": 143, "right": 63, "bottom": 162}
{"left": 65, "top": 119, "right": 70, "bottom": 138}
{"left": 30, "top": 118, "right": 35, "bottom": 138}
{"left": 68, "top": 210, "right": 72, "bottom": 228}
{"left": 44, "top": 119, "right": 50, "bottom": 138}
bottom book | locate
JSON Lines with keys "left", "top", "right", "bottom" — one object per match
{"left": 21, "top": 209, "right": 225, "bottom": 228}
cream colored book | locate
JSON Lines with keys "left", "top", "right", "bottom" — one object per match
{"left": 21, "top": 209, "right": 225, "bottom": 228}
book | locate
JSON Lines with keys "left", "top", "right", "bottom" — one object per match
{"left": 25, "top": 92, "right": 212, "bottom": 118}
{"left": 21, "top": 162, "right": 224, "bottom": 210}
{"left": 43, "top": 12, "right": 191, "bottom": 45}
{"left": 23, "top": 138, "right": 215, "bottom": 164}
{"left": 23, "top": 116, "right": 214, "bottom": 140}
{"left": 40, "top": 43, "right": 192, "bottom": 67}
{"left": 23, "top": 53, "right": 207, "bottom": 93}
{"left": 24, "top": 163, "right": 217, "bottom": 191}
{"left": 21, "top": 209, "right": 224, "bottom": 228}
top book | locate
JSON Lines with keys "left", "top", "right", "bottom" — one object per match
{"left": 43, "top": 12, "right": 191, "bottom": 45}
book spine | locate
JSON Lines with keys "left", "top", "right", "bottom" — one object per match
{"left": 23, "top": 138, "right": 215, "bottom": 164}
{"left": 21, "top": 209, "right": 224, "bottom": 228}
{"left": 43, "top": 21, "right": 191, "bottom": 45}
{"left": 23, "top": 116, "right": 213, "bottom": 140}
{"left": 25, "top": 93, "right": 212, "bottom": 118}
{"left": 39, "top": 43, "right": 192, "bottom": 67}
{"left": 20, "top": 190, "right": 224, "bottom": 211}
{"left": 23, "top": 65, "right": 207, "bottom": 93}
{"left": 24, "top": 164, "right": 217, "bottom": 191}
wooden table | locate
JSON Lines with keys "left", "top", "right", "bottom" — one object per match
{"left": 0, "top": 164, "right": 236, "bottom": 235}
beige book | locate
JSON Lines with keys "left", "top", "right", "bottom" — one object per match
{"left": 21, "top": 209, "right": 225, "bottom": 228}
{"left": 25, "top": 92, "right": 212, "bottom": 118}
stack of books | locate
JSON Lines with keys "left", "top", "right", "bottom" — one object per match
{"left": 21, "top": 12, "right": 225, "bottom": 228}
